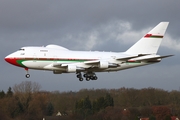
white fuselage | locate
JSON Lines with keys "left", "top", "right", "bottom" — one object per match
{"left": 5, "top": 45, "right": 153, "bottom": 74}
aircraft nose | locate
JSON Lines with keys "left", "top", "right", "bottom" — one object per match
{"left": 5, "top": 55, "right": 13, "bottom": 64}
{"left": 5, "top": 54, "right": 23, "bottom": 67}
{"left": 4, "top": 55, "right": 19, "bottom": 66}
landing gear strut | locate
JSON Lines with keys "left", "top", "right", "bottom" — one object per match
{"left": 76, "top": 72, "right": 83, "bottom": 81}
{"left": 76, "top": 72, "right": 98, "bottom": 81}
{"left": 25, "top": 68, "right": 30, "bottom": 78}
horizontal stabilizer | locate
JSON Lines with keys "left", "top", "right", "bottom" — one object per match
{"left": 116, "top": 55, "right": 139, "bottom": 61}
{"left": 128, "top": 55, "right": 173, "bottom": 62}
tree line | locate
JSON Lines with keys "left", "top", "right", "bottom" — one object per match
{"left": 74, "top": 94, "right": 114, "bottom": 119}
{"left": 0, "top": 81, "right": 180, "bottom": 120}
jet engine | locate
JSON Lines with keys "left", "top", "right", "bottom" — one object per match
{"left": 66, "top": 65, "right": 77, "bottom": 72}
{"left": 99, "top": 61, "right": 109, "bottom": 69}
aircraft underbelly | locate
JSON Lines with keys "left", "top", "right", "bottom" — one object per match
{"left": 22, "top": 61, "right": 52, "bottom": 69}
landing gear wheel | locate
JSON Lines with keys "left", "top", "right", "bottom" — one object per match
{"left": 94, "top": 76, "right": 98, "bottom": 80}
{"left": 86, "top": 77, "right": 90, "bottom": 81}
{"left": 83, "top": 74, "right": 87, "bottom": 77}
{"left": 25, "top": 74, "right": 30, "bottom": 78}
{"left": 79, "top": 78, "right": 83, "bottom": 81}
{"left": 77, "top": 74, "right": 81, "bottom": 78}
{"left": 76, "top": 72, "right": 98, "bottom": 82}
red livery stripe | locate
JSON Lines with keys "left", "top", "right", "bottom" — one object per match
{"left": 144, "top": 34, "right": 152, "bottom": 37}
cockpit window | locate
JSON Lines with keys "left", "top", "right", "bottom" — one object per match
{"left": 19, "top": 48, "right": 25, "bottom": 51}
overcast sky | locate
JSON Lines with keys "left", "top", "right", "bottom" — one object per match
{"left": 1, "top": 0, "right": 180, "bottom": 92}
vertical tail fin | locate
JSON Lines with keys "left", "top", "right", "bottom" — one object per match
{"left": 126, "top": 22, "right": 169, "bottom": 54}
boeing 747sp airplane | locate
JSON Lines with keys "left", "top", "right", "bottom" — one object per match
{"left": 5, "top": 22, "right": 173, "bottom": 81}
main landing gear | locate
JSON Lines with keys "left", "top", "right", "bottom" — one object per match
{"left": 76, "top": 72, "right": 98, "bottom": 82}
{"left": 25, "top": 68, "right": 30, "bottom": 78}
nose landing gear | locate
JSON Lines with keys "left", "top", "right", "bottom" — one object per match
{"left": 25, "top": 74, "right": 30, "bottom": 78}
{"left": 25, "top": 68, "right": 30, "bottom": 78}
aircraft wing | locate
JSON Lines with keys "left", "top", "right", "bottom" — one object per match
{"left": 84, "top": 60, "right": 119, "bottom": 68}
{"left": 51, "top": 55, "right": 173, "bottom": 71}
{"left": 53, "top": 63, "right": 67, "bottom": 67}
{"left": 53, "top": 63, "right": 85, "bottom": 71}
{"left": 84, "top": 60, "right": 100, "bottom": 64}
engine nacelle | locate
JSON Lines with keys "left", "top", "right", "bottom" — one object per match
{"left": 66, "top": 65, "right": 77, "bottom": 72}
{"left": 53, "top": 70, "right": 62, "bottom": 74}
{"left": 99, "top": 61, "right": 109, "bottom": 69}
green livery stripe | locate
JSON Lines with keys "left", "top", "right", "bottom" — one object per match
{"left": 149, "top": 35, "right": 163, "bottom": 38}
{"left": 17, "top": 60, "right": 26, "bottom": 67}
{"left": 15, "top": 58, "right": 95, "bottom": 67}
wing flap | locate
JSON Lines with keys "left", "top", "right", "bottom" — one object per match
{"left": 84, "top": 60, "right": 100, "bottom": 64}
{"left": 53, "top": 63, "right": 68, "bottom": 67}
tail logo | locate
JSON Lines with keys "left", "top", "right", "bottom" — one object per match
{"left": 144, "top": 34, "right": 163, "bottom": 38}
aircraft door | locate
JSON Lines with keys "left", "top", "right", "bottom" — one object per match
{"left": 53, "top": 56, "right": 57, "bottom": 63}
{"left": 33, "top": 54, "right": 37, "bottom": 62}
